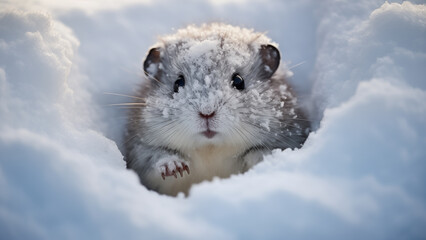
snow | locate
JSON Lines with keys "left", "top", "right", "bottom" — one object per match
{"left": 0, "top": 0, "right": 425, "bottom": 239}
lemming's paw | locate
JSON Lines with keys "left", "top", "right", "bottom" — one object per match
{"left": 156, "top": 157, "right": 190, "bottom": 180}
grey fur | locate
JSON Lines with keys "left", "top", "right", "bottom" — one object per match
{"left": 124, "top": 24, "right": 310, "bottom": 196}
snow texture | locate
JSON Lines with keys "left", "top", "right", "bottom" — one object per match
{"left": 0, "top": 0, "right": 425, "bottom": 239}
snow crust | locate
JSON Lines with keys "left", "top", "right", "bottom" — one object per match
{"left": 1, "top": 1, "right": 426, "bottom": 239}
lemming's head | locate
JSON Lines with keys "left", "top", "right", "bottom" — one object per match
{"left": 140, "top": 23, "right": 290, "bottom": 152}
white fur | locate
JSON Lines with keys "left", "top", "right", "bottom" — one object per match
{"left": 125, "top": 23, "right": 309, "bottom": 196}
{"left": 144, "top": 144, "right": 244, "bottom": 196}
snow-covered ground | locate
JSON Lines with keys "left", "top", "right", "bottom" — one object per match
{"left": 1, "top": 0, "right": 425, "bottom": 239}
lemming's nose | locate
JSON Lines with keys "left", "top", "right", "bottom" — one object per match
{"left": 199, "top": 111, "right": 215, "bottom": 119}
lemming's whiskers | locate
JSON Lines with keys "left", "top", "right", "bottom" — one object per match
{"left": 144, "top": 70, "right": 166, "bottom": 86}
{"left": 288, "top": 61, "right": 306, "bottom": 70}
{"left": 103, "top": 92, "right": 146, "bottom": 101}
{"left": 108, "top": 103, "right": 147, "bottom": 106}
{"left": 112, "top": 107, "right": 144, "bottom": 109}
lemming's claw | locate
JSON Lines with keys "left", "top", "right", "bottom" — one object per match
{"left": 175, "top": 162, "right": 184, "bottom": 177}
{"left": 183, "top": 164, "right": 190, "bottom": 174}
{"left": 158, "top": 159, "right": 190, "bottom": 180}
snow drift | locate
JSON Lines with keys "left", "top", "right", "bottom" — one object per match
{"left": 0, "top": 1, "right": 425, "bottom": 239}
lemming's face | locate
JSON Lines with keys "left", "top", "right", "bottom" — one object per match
{"left": 141, "top": 24, "right": 295, "bottom": 152}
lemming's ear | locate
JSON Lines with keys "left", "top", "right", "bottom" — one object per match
{"left": 143, "top": 47, "right": 162, "bottom": 79}
{"left": 259, "top": 44, "right": 280, "bottom": 78}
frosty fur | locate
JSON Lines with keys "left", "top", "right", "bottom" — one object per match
{"left": 125, "top": 23, "right": 310, "bottom": 196}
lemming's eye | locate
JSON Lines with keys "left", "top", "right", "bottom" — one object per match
{"left": 174, "top": 75, "right": 185, "bottom": 93}
{"left": 231, "top": 73, "right": 245, "bottom": 90}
